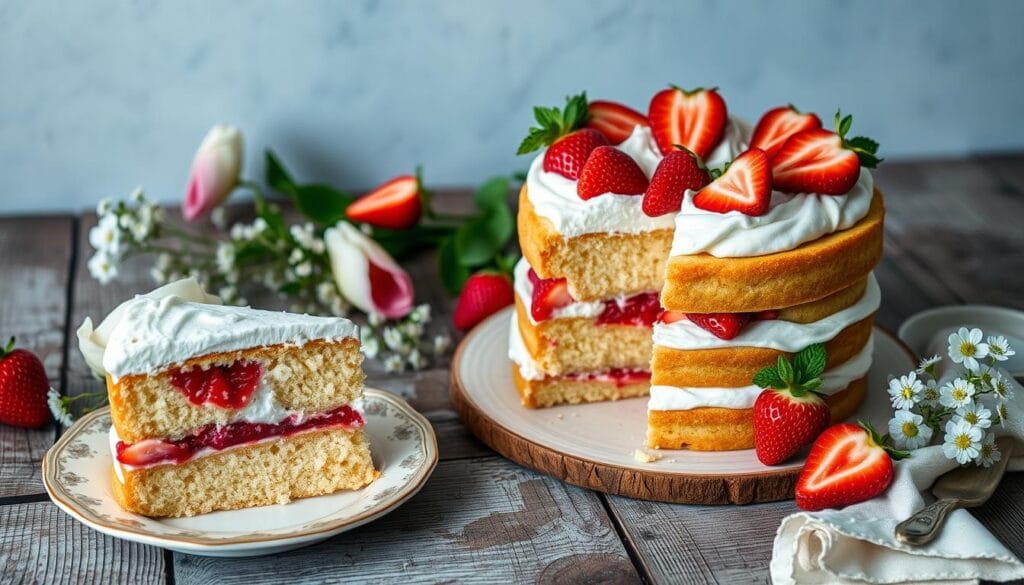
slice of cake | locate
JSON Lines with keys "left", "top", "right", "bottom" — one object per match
{"left": 103, "top": 295, "right": 377, "bottom": 517}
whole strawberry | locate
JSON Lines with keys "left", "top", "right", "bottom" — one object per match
{"left": 518, "top": 92, "right": 611, "bottom": 180}
{"left": 453, "top": 272, "right": 514, "bottom": 331}
{"left": 751, "top": 343, "right": 831, "bottom": 465}
{"left": 0, "top": 337, "right": 51, "bottom": 428}
{"left": 642, "top": 147, "right": 710, "bottom": 217}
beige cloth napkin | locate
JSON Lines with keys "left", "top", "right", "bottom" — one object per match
{"left": 771, "top": 331, "right": 1024, "bottom": 584}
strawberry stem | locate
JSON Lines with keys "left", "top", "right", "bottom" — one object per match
{"left": 1, "top": 336, "right": 13, "bottom": 357}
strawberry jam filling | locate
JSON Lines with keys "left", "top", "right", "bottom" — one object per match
{"left": 562, "top": 368, "right": 651, "bottom": 388}
{"left": 167, "top": 361, "right": 262, "bottom": 409}
{"left": 115, "top": 404, "right": 364, "bottom": 468}
{"left": 595, "top": 293, "right": 662, "bottom": 327}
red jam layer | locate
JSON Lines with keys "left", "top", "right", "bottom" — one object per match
{"left": 167, "top": 361, "right": 262, "bottom": 409}
{"left": 596, "top": 293, "right": 662, "bottom": 327}
{"left": 115, "top": 404, "right": 364, "bottom": 468}
{"left": 561, "top": 368, "right": 651, "bottom": 388}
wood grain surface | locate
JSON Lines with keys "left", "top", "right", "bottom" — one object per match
{"left": 1, "top": 157, "right": 1023, "bottom": 584}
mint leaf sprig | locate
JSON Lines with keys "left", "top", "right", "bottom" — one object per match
{"left": 834, "top": 110, "right": 883, "bottom": 169}
{"left": 517, "top": 91, "right": 591, "bottom": 155}
{"left": 752, "top": 343, "right": 828, "bottom": 397}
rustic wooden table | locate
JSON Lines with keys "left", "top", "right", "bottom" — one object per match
{"left": 2, "top": 155, "right": 1024, "bottom": 584}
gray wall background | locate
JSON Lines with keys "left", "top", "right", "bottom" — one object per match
{"left": 2, "top": 0, "right": 1022, "bottom": 213}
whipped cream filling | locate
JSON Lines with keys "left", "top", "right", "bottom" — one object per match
{"left": 648, "top": 334, "right": 874, "bottom": 411}
{"left": 508, "top": 313, "right": 547, "bottom": 380}
{"left": 103, "top": 295, "right": 359, "bottom": 381}
{"left": 525, "top": 120, "right": 750, "bottom": 238}
{"left": 514, "top": 257, "right": 628, "bottom": 323}
{"left": 653, "top": 274, "right": 880, "bottom": 352}
{"left": 671, "top": 168, "right": 874, "bottom": 258}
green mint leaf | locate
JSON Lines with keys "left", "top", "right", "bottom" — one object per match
{"left": 512, "top": 170, "right": 528, "bottom": 183}
{"left": 438, "top": 235, "right": 470, "bottom": 296}
{"left": 474, "top": 176, "right": 510, "bottom": 212}
{"left": 777, "top": 355, "right": 795, "bottom": 385}
{"left": 752, "top": 367, "right": 785, "bottom": 389}
{"left": 264, "top": 150, "right": 295, "bottom": 193}
{"left": 517, "top": 129, "right": 550, "bottom": 155}
{"left": 794, "top": 343, "right": 828, "bottom": 382}
{"left": 518, "top": 92, "right": 589, "bottom": 155}
{"left": 801, "top": 378, "right": 824, "bottom": 394}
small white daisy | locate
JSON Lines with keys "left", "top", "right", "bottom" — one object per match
{"left": 382, "top": 327, "right": 404, "bottom": 351}
{"left": 888, "top": 409, "right": 933, "bottom": 450}
{"left": 977, "top": 432, "right": 1002, "bottom": 468}
{"left": 939, "top": 378, "right": 976, "bottom": 409}
{"left": 991, "top": 372, "right": 1014, "bottom": 400}
{"left": 252, "top": 218, "right": 269, "bottom": 234}
{"left": 432, "top": 334, "right": 452, "bottom": 356}
{"left": 383, "top": 354, "right": 404, "bottom": 373}
{"left": 361, "top": 337, "right": 380, "bottom": 359}
{"left": 996, "top": 402, "right": 1010, "bottom": 428}
{"left": 294, "top": 261, "right": 313, "bottom": 278}
{"left": 129, "top": 186, "right": 145, "bottom": 203}
{"left": 96, "top": 198, "right": 113, "bottom": 217}
{"left": 943, "top": 419, "right": 983, "bottom": 464}
{"left": 216, "top": 242, "right": 236, "bottom": 273}
{"left": 947, "top": 327, "right": 990, "bottom": 371}
{"left": 407, "top": 349, "right": 427, "bottom": 370}
{"left": 953, "top": 402, "right": 992, "bottom": 429}
{"left": 87, "top": 251, "right": 118, "bottom": 284}
{"left": 888, "top": 371, "right": 924, "bottom": 410}
{"left": 368, "top": 312, "right": 385, "bottom": 327}
{"left": 88, "top": 214, "right": 122, "bottom": 255}
{"left": 410, "top": 304, "right": 432, "bottom": 324}
{"left": 920, "top": 379, "right": 941, "bottom": 406}
{"left": 210, "top": 206, "right": 227, "bottom": 229}
{"left": 916, "top": 354, "right": 942, "bottom": 375}
{"left": 987, "top": 335, "right": 1015, "bottom": 362}
{"left": 47, "top": 388, "right": 74, "bottom": 427}
{"left": 400, "top": 321, "right": 424, "bottom": 339}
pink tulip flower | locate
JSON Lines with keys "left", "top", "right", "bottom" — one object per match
{"left": 324, "top": 222, "right": 414, "bottom": 319}
{"left": 183, "top": 124, "right": 243, "bottom": 221}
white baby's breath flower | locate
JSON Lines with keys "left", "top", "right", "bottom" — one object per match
{"left": 407, "top": 348, "right": 427, "bottom": 370}
{"left": 977, "top": 432, "right": 1002, "bottom": 468}
{"left": 939, "top": 378, "right": 976, "bottom": 409}
{"left": 368, "top": 312, "right": 385, "bottom": 328}
{"left": 410, "top": 304, "right": 432, "bottom": 324}
{"left": 216, "top": 242, "right": 236, "bottom": 273}
{"left": 888, "top": 409, "right": 933, "bottom": 450}
{"left": 149, "top": 267, "right": 167, "bottom": 284}
{"left": 400, "top": 321, "right": 424, "bottom": 339}
{"left": 96, "top": 198, "right": 113, "bottom": 217}
{"left": 155, "top": 253, "right": 172, "bottom": 271}
{"left": 129, "top": 186, "right": 145, "bottom": 203}
{"left": 88, "top": 214, "right": 122, "bottom": 255}
{"left": 252, "top": 217, "right": 269, "bottom": 234}
{"left": 916, "top": 355, "right": 942, "bottom": 375}
{"left": 383, "top": 354, "right": 404, "bottom": 373}
{"left": 987, "top": 335, "right": 1015, "bottom": 361}
{"left": 432, "top": 334, "right": 452, "bottom": 356}
{"left": 329, "top": 298, "right": 350, "bottom": 317}
{"left": 991, "top": 372, "right": 1014, "bottom": 400}
{"left": 288, "top": 248, "right": 304, "bottom": 265}
{"left": 47, "top": 388, "right": 74, "bottom": 427}
{"left": 87, "top": 251, "right": 118, "bottom": 284}
{"left": 382, "top": 327, "right": 404, "bottom": 351}
{"left": 210, "top": 206, "right": 227, "bottom": 229}
{"left": 953, "top": 402, "right": 992, "bottom": 430}
{"left": 230, "top": 223, "right": 246, "bottom": 240}
{"left": 997, "top": 402, "right": 1010, "bottom": 428}
{"left": 920, "top": 379, "right": 941, "bottom": 406}
{"left": 218, "top": 286, "right": 238, "bottom": 302}
{"left": 362, "top": 337, "right": 380, "bottom": 359}
{"left": 316, "top": 281, "right": 338, "bottom": 304}
{"left": 309, "top": 238, "right": 326, "bottom": 255}
{"left": 295, "top": 261, "right": 313, "bottom": 278}
{"left": 131, "top": 205, "right": 155, "bottom": 241}
{"left": 943, "top": 419, "right": 983, "bottom": 464}
{"left": 947, "top": 327, "right": 990, "bottom": 371}
{"left": 888, "top": 371, "right": 924, "bottom": 410}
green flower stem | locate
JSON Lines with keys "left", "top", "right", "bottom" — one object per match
{"left": 161, "top": 224, "right": 217, "bottom": 247}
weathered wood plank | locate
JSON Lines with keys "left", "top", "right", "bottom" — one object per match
{"left": 173, "top": 456, "right": 640, "bottom": 585}
{"left": 0, "top": 501, "right": 166, "bottom": 584}
{"left": 0, "top": 216, "right": 73, "bottom": 496}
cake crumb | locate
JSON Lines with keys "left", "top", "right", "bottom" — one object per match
{"left": 633, "top": 449, "right": 660, "bottom": 463}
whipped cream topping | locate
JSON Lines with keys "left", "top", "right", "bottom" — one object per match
{"left": 525, "top": 120, "right": 751, "bottom": 237}
{"left": 103, "top": 295, "right": 359, "bottom": 381}
{"left": 513, "top": 257, "right": 614, "bottom": 323}
{"left": 671, "top": 168, "right": 874, "bottom": 258}
{"left": 653, "top": 274, "right": 880, "bottom": 352}
{"left": 648, "top": 334, "right": 874, "bottom": 411}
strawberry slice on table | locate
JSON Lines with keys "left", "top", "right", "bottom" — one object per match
{"left": 453, "top": 272, "right": 515, "bottom": 331}
{"left": 692, "top": 148, "right": 773, "bottom": 216}
{"left": 796, "top": 422, "right": 908, "bottom": 511}
{"left": 577, "top": 146, "right": 649, "bottom": 200}
{"left": 529, "top": 271, "right": 574, "bottom": 321}
{"left": 586, "top": 100, "right": 648, "bottom": 144}
{"left": 751, "top": 343, "right": 832, "bottom": 465}
{"left": 346, "top": 175, "right": 422, "bottom": 230}
{"left": 642, "top": 148, "right": 710, "bottom": 217}
{"left": 648, "top": 86, "right": 728, "bottom": 159}
{"left": 0, "top": 337, "right": 50, "bottom": 428}
{"left": 518, "top": 92, "right": 611, "bottom": 180}
{"left": 749, "top": 105, "right": 822, "bottom": 159}
{"left": 770, "top": 111, "right": 882, "bottom": 195}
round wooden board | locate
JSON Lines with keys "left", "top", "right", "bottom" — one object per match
{"left": 450, "top": 308, "right": 917, "bottom": 505}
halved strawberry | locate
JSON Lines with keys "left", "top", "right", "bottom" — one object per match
{"left": 545, "top": 129, "right": 610, "bottom": 180}
{"left": 577, "top": 146, "right": 649, "bottom": 200}
{"left": 658, "top": 310, "right": 688, "bottom": 324}
{"left": 648, "top": 86, "right": 728, "bottom": 159}
{"left": 642, "top": 148, "right": 710, "bottom": 217}
{"left": 685, "top": 313, "right": 751, "bottom": 340}
{"left": 346, "top": 175, "right": 422, "bottom": 230}
{"left": 692, "top": 148, "right": 772, "bottom": 216}
{"left": 749, "top": 105, "right": 822, "bottom": 159}
{"left": 586, "top": 100, "right": 648, "bottom": 144}
{"left": 771, "top": 111, "right": 882, "bottom": 195}
{"left": 116, "top": 438, "right": 191, "bottom": 467}
{"left": 796, "top": 422, "right": 906, "bottom": 510}
{"left": 530, "top": 274, "right": 574, "bottom": 321}
{"left": 453, "top": 272, "right": 514, "bottom": 331}
{"left": 754, "top": 389, "right": 830, "bottom": 465}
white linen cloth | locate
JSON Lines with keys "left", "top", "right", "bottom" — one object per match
{"left": 771, "top": 330, "right": 1024, "bottom": 584}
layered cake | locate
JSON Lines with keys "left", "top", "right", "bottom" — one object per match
{"left": 104, "top": 296, "right": 377, "bottom": 517}
{"left": 512, "top": 88, "right": 883, "bottom": 452}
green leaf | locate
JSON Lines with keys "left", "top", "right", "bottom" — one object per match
{"left": 265, "top": 150, "right": 295, "bottom": 193}
{"left": 474, "top": 176, "right": 510, "bottom": 211}
{"left": 278, "top": 281, "right": 302, "bottom": 295}
{"left": 793, "top": 343, "right": 827, "bottom": 382}
{"left": 801, "top": 378, "right": 824, "bottom": 393}
{"left": 454, "top": 217, "right": 498, "bottom": 267}
{"left": 777, "top": 355, "right": 795, "bottom": 385}
{"left": 438, "top": 235, "right": 470, "bottom": 296}
{"left": 517, "top": 91, "right": 590, "bottom": 155}
{"left": 289, "top": 184, "right": 355, "bottom": 226}
{"left": 484, "top": 204, "right": 514, "bottom": 249}
{"left": 752, "top": 367, "right": 785, "bottom": 389}
{"left": 847, "top": 136, "right": 883, "bottom": 168}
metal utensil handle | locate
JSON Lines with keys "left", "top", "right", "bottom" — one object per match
{"left": 895, "top": 498, "right": 961, "bottom": 545}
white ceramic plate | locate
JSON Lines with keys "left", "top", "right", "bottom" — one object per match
{"left": 456, "top": 308, "right": 916, "bottom": 477}
{"left": 899, "top": 304, "right": 1024, "bottom": 377}
{"left": 43, "top": 388, "right": 437, "bottom": 557}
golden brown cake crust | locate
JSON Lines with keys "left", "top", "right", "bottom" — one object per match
{"left": 518, "top": 185, "right": 673, "bottom": 301}
{"left": 646, "top": 376, "right": 867, "bottom": 450}
{"left": 651, "top": 314, "right": 875, "bottom": 387}
{"left": 660, "top": 189, "right": 885, "bottom": 313}
{"left": 512, "top": 365, "right": 649, "bottom": 409}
